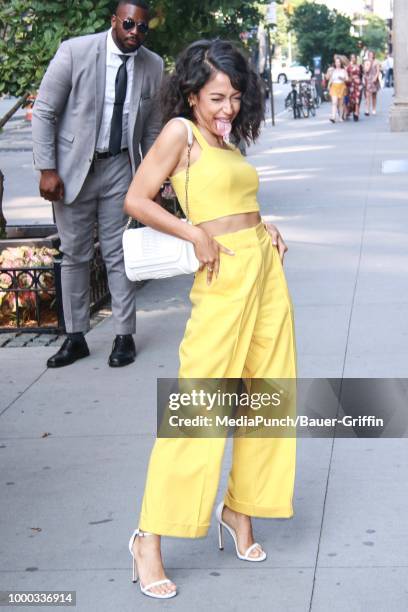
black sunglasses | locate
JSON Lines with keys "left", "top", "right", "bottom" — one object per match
{"left": 116, "top": 16, "right": 149, "bottom": 34}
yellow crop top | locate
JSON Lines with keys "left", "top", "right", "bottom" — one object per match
{"left": 169, "top": 118, "right": 260, "bottom": 225}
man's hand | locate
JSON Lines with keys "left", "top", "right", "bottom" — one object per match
{"left": 39, "top": 170, "right": 64, "bottom": 201}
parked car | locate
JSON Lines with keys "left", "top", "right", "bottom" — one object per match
{"left": 272, "top": 62, "right": 312, "bottom": 84}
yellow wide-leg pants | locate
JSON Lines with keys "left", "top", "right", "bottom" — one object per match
{"left": 139, "top": 222, "right": 297, "bottom": 537}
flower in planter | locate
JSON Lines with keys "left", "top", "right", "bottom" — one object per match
{"left": 0, "top": 271, "right": 12, "bottom": 289}
{"left": 0, "top": 245, "right": 59, "bottom": 269}
{"left": 0, "top": 245, "right": 59, "bottom": 327}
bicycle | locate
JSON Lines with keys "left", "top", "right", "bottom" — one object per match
{"left": 299, "top": 80, "right": 317, "bottom": 117}
{"left": 310, "top": 77, "right": 321, "bottom": 108}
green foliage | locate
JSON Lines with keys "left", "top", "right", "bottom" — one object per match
{"left": 131, "top": 1, "right": 269, "bottom": 67}
{"left": 0, "top": 0, "right": 112, "bottom": 97}
{"left": 0, "top": 0, "right": 268, "bottom": 99}
{"left": 361, "top": 14, "right": 388, "bottom": 54}
{"left": 273, "top": 0, "right": 303, "bottom": 62}
{"left": 273, "top": 1, "right": 292, "bottom": 54}
{"left": 327, "top": 11, "right": 356, "bottom": 59}
{"left": 289, "top": 1, "right": 358, "bottom": 70}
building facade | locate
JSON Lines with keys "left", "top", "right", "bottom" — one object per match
{"left": 389, "top": 0, "right": 408, "bottom": 130}
{"left": 314, "top": 0, "right": 392, "bottom": 18}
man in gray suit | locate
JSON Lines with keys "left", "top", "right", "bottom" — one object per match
{"left": 32, "top": 0, "right": 163, "bottom": 368}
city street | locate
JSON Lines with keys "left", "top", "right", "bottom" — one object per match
{"left": 1, "top": 88, "right": 408, "bottom": 611}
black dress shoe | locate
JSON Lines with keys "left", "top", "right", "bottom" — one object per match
{"left": 108, "top": 334, "right": 136, "bottom": 367}
{"left": 47, "top": 335, "right": 90, "bottom": 368}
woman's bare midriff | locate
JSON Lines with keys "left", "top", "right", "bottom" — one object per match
{"left": 196, "top": 211, "right": 262, "bottom": 237}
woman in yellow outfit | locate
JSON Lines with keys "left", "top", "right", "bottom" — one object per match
{"left": 124, "top": 39, "right": 297, "bottom": 599}
{"left": 327, "top": 55, "right": 348, "bottom": 123}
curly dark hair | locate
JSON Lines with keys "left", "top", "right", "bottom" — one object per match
{"left": 161, "top": 39, "right": 265, "bottom": 145}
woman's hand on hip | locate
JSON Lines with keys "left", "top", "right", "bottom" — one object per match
{"left": 191, "top": 227, "right": 235, "bottom": 285}
{"left": 263, "top": 221, "right": 288, "bottom": 264}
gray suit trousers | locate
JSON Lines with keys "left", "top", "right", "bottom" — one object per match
{"left": 53, "top": 151, "right": 136, "bottom": 334}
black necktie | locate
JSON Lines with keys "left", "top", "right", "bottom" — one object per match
{"left": 109, "top": 55, "right": 129, "bottom": 155}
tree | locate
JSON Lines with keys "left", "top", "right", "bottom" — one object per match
{"left": 0, "top": 1, "right": 112, "bottom": 99}
{"left": 0, "top": 0, "right": 268, "bottom": 103}
{"left": 146, "top": 1, "right": 270, "bottom": 66}
{"left": 273, "top": 0, "right": 304, "bottom": 62}
{"left": 288, "top": 1, "right": 358, "bottom": 71}
{"left": 361, "top": 14, "right": 388, "bottom": 55}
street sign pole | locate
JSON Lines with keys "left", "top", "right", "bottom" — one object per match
{"left": 265, "top": 2, "right": 277, "bottom": 126}
{"left": 266, "top": 25, "right": 275, "bottom": 126}
{"left": 313, "top": 55, "right": 323, "bottom": 102}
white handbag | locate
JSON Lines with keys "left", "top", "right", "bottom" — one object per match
{"left": 122, "top": 118, "right": 200, "bottom": 282}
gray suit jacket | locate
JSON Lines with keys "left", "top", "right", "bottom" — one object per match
{"left": 32, "top": 31, "right": 164, "bottom": 204}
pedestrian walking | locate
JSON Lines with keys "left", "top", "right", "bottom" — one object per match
{"left": 363, "top": 50, "right": 381, "bottom": 116}
{"left": 382, "top": 52, "right": 394, "bottom": 88}
{"left": 124, "top": 38, "right": 297, "bottom": 599}
{"left": 346, "top": 53, "right": 363, "bottom": 121}
{"left": 338, "top": 55, "right": 350, "bottom": 120}
{"left": 327, "top": 56, "right": 348, "bottom": 123}
{"left": 32, "top": 0, "right": 163, "bottom": 368}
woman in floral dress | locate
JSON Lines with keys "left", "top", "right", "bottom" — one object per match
{"left": 363, "top": 50, "right": 381, "bottom": 116}
{"left": 346, "top": 54, "right": 363, "bottom": 121}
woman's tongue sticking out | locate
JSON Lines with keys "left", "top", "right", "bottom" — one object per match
{"left": 215, "top": 118, "right": 232, "bottom": 143}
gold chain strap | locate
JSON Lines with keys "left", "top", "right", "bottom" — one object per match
{"left": 184, "top": 140, "right": 192, "bottom": 221}
{"left": 126, "top": 123, "right": 193, "bottom": 229}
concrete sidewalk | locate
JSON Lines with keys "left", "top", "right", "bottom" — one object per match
{"left": 1, "top": 89, "right": 408, "bottom": 611}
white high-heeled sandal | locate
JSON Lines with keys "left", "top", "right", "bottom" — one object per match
{"left": 215, "top": 502, "right": 267, "bottom": 562}
{"left": 128, "top": 529, "right": 177, "bottom": 599}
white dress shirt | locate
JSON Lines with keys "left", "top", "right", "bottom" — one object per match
{"left": 96, "top": 29, "right": 137, "bottom": 152}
